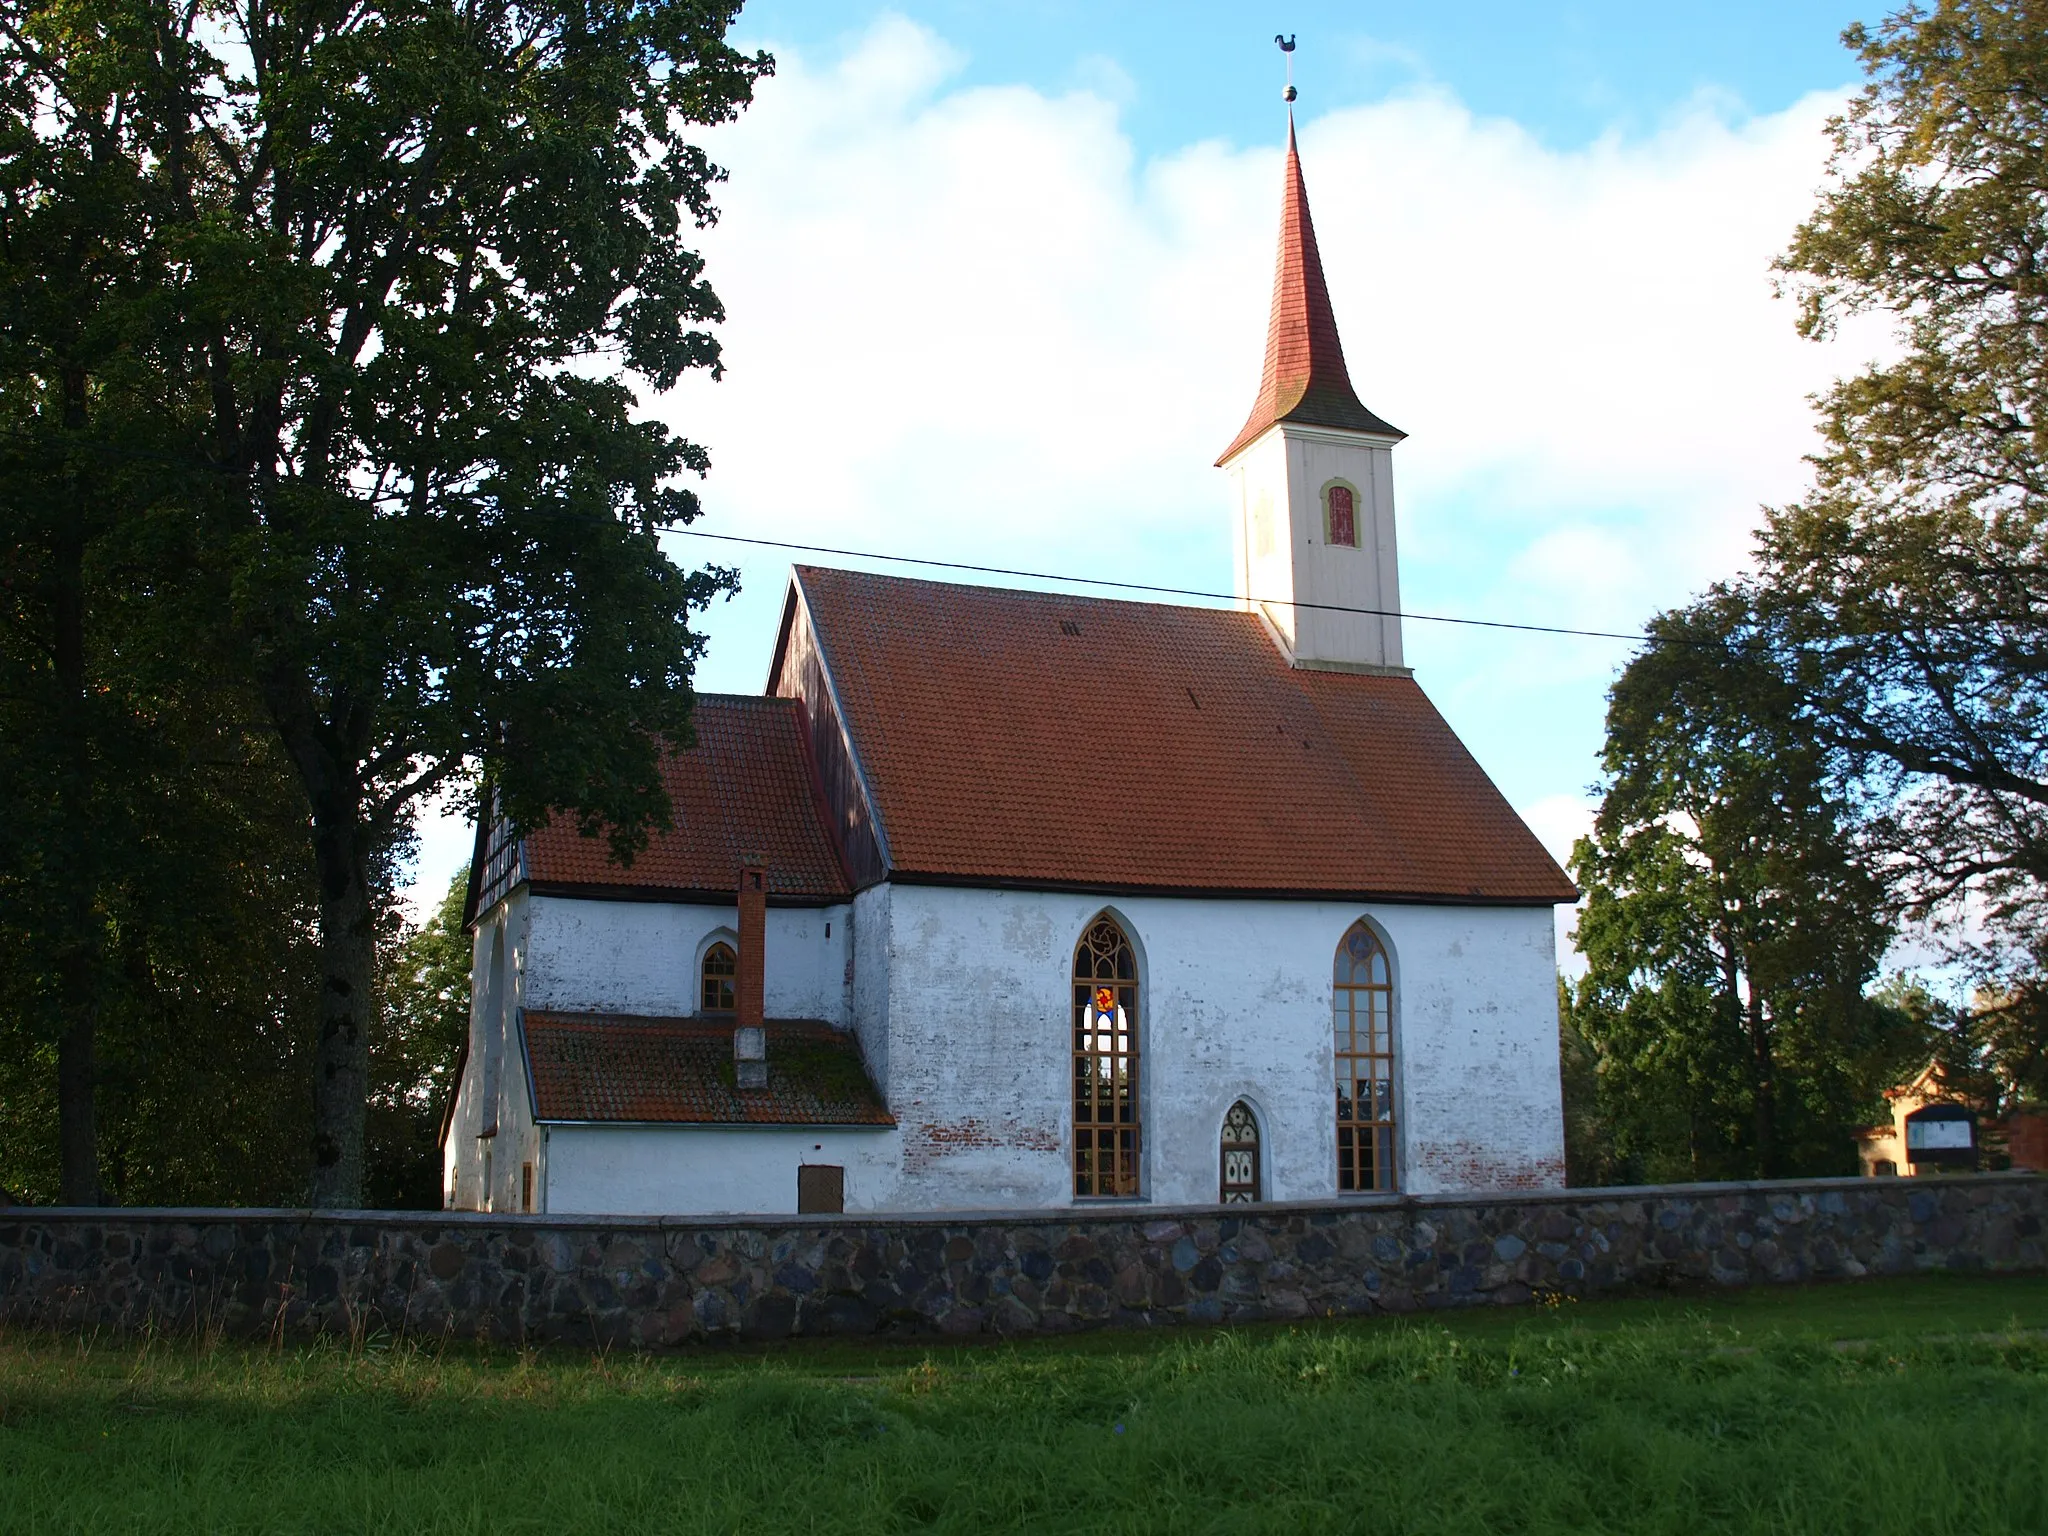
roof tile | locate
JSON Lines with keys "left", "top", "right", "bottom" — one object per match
{"left": 522, "top": 695, "right": 849, "bottom": 902}
{"left": 1219, "top": 117, "right": 1402, "bottom": 465}
{"left": 787, "top": 566, "right": 1576, "bottom": 905}
{"left": 525, "top": 1013, "right": 893, "bottom": 1126}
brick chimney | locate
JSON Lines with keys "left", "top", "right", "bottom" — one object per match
{"left": 735, "top": 853, "right": 767, "bottom": 1089}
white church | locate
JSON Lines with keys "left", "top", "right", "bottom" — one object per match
{"left": 441, "top": 121, "right": 1577, "bottom": 1218}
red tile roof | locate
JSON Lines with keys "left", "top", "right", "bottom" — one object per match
{"left": 524, "top": 1013, "right": 894, "bottom": 1126}
{"left": 1218, "top": 116, "right": 1402, "bottom": 465}
{"left": 783, "top": 566, "right": 1576, "bottom": 905}
{"left": 520, "top": 695, "right": 850, "bottom": 903}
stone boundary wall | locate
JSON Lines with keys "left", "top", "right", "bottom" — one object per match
{"left": 2, "top": 1174, "right": 2042, "bottom": 1347}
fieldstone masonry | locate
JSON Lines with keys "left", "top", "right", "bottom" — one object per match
{"left": 2, "top": 1175, "right": 2042, "bottom": 1346}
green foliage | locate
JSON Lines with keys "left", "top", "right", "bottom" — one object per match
{"left": 1575, "top": 3, "right": 2048, "bottom": 1165}
{"left": 3, "top": 1277, "right": 2047, "bottom": 1532}
{"left": 0, "top": 314, "right": 322, "bottom": 1205}
{"left": 0, "top": 697, "right": 321, "bottom": 1207}
{"left": 1568, "top": 597, "right": 1921, "bottom": 1181}
{"left": 1756, "top": 0, "right": 2048, "bottom": 962}
{"left": 1968, "top": 984, "right": 2048, "bottom": 1107}
{"left": 367, "top": 869, "right": 472, "bottom": 1210}
{"left": 1556, "top": 976, "right": 1614, "bottom": 1187}
{"left": 1, "top": 0, "right": 771, "bottom": 1202}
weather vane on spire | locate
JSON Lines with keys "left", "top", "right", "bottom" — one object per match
{"left": 1276, "top": 33, "right": 1297, "bottom": 103}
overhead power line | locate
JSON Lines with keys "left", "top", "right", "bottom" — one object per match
{"left": 669, "top": 528, "right": 1663, "bottom": 646}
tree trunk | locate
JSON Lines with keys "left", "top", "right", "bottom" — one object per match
{"left": 308, "top": 808, "right": 375, "bottom": 1208}
{"left": 261, "top": 662, "right": 378, "bottom": 1209}
{"left": 52, "top": 495, "right": 100, "bottom": 1206}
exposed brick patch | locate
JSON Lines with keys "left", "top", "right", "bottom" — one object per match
{"left": 1410, "top": 1141, "right": 1565, "bottom": 1193}
{"left": 906, "top": 1118, "right": 1062, "bottom": 1174}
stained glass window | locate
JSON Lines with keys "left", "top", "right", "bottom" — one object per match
{"left": 1334, "top": 921, "right": 1395, "bottom": 1192}
{"left": 1326, "top": 483, "right": 1357, "bottom": 548}
{"left": 1220, "top": 1100, "right": 1260, "bottom": 1203}
{"left": 1073, "top": 915, "right": 1140, "bottom": 1197}
{"left": 702, "top": 942, "right": 737, "bottom": 1014}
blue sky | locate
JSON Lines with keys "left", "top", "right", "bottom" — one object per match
{"left": 406, "top": 4, "right": 1890, "bottom": 960}
{"left": 736, "top": 2, "right": 1868, "bottom": 155}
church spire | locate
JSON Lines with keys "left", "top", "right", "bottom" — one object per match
{"left": 1216, "top": 115, "right": 1401, "bottom": 467}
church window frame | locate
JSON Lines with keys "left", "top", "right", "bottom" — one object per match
{"left": 1220, "top": 1100, "right": 1261, "bottom": 1203}
{"left": 700, "top": 938, "right": 738, "bottom": 1015}
{"left": 1334, "top": 919, "right": 1397, "bottom": 1193}
{"left": 1071, "top": 913, "right": 1142, "bottom": 1199}
{"left": 1322, "top": 478, "right": 1361, "bottom": 549}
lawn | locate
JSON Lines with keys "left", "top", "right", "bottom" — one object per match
{"left": 3, "top": 1274, "right": 2046, "bottom": 1534}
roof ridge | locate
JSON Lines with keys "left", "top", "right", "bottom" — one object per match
{"left": 1216, "top": 115, "right": 1402, "bottom": 466}
{"left": 792, "top": 563, "right": 1271, "bottom": 624}
{"left": 691, "top": 691, "right": 798, "bottom": 709}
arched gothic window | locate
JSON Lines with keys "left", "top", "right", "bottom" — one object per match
{"left": 1220, "top": 1100, "right": 1260, "bottom": 1203}
{"left": 1334, "top": 921, "right": 1395, "bottom": 1192}
{"left": 1072, "top": 915, "right": 1140, "bottom": 1197}
{"left": 701, "top": 942, "right": 737, "bottom": 1014}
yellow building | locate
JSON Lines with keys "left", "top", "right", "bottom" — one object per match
{"left": 1855, "top": 1062, "right": 1980, "bottom": 1176}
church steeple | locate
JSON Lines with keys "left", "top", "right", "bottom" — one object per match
{"left": 1217, "top": 117, "right": 1401, "bottom": 468}
{"left": 1220, "top": 116, "right": 1407, "bottom": 674}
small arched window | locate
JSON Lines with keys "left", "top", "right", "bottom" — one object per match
{"left": 1073, "top": 915, "right": 1140, "bottom": 1198}
{"left": 1335, "top": 921, "right": 1395, "bottom": 1192}
{"left": 1324, "top": 480, "right": 1359, "bottom": 548}
{"left": 1220, "top": 1100, "right": 1260, "bottom": 1203}
{"left": 701, "top": 942, "right": 737, "bottom": 1014}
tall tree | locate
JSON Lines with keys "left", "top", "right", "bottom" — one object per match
{"left": 3, "top": 0, "right": 770, "bottom": 1204}
{"left": 1569, "top": 598, "right": 1920, "bottom": 1181}
{"left": 1756, "top": 0, "right": 2048, "bottom": 964}
{"left": 0, "top": 13, "right": 194, "bottom": 1198}
{"left": 0, "top": 594, "right": 323, "bottom": 1207}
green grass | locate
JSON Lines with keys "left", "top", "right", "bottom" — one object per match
{"left": 3, "top": 1275, "right": 2047, "bottom": 1534}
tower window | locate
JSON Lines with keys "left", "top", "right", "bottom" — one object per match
{"left": 1324, "top": 482, "right": 1359, "bottom": 548}
{"left": 702, "top": 941, "right": 737, "bottom": 1013}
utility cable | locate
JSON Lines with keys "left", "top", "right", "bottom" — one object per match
{"left": 669, "top": 527, "right": 1664, "bottom": 646}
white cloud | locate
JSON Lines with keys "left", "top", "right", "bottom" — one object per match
{"left": 1518, "top": 792, "right": 1599, "bottom": 974}
{"left": 651, "top": 20, "right": 1880, "bottom": 668}
{"left": 400, "top": 16, "right": 1892, "bottom": 928}
{"left": 1519, "top": 792, "right": 1598, "bottom": 872}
